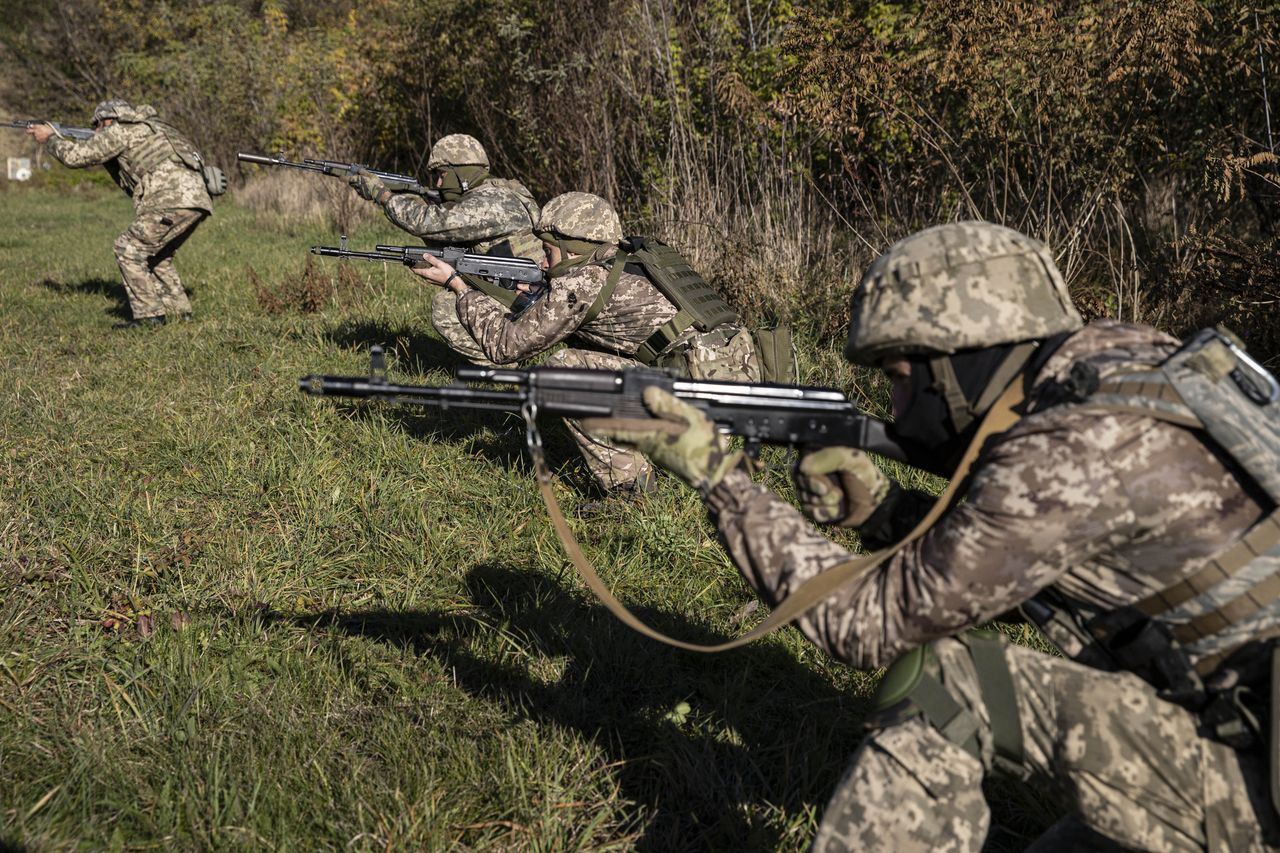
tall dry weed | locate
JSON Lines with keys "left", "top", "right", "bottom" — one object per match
{"left": 234, "top": 170, "right": 379, "bottom": 233}
{"left": 641, "top": 136, "right": 870, "bottom": 342}
{"left": 250, "top": 255, "right": 367, "bottom": 314}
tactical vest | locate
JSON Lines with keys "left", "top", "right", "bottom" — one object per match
{"left": 584, "top": 236, "right": 740, "bottom": 366}
{"left": 120, "top": 118, "right": 197, "bottom": 176}
{"left": 485, "top": 178, "right": 542, "bottom": 262}
{"left": 1023, "top": 327, "right": 1280, "bottom": 727}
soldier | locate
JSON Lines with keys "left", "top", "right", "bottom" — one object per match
{"left": 346, "top": 133, "right": 541, "bottom": 360}
{"left": 411, "top": 190, "right": 760, "bottom": 504}
{"left": 590, "top": 222, "right": 1280, "bottom": 850}
{"left": 28, "top": 100, "right": 213, "bottom": 329}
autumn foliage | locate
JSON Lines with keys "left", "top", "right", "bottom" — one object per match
{"left": 3, "top": 0, "right": 1277, "bottom": 353}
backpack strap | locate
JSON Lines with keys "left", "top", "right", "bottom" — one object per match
{"left": 634, "top": 310, "right": 697, "bottom": 366}
{"left": 580, "top": 254, "right": 628, "bottom": 327}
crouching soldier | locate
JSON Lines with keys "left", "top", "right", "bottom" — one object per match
{"left": 29, "top": 100, "right": 215, "bottom": 328}
{"left": 411, "top": 191, "right": 761, "bottom": 510}
{"left": 347, "top": 133, "right": 541, "bottom": 356}
{"left": 591, "top": 221, "right": 1280, "bottom": 850}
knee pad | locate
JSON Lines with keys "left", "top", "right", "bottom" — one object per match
{"left": 869, "top": 633, "right": 1026, "bottom": 776}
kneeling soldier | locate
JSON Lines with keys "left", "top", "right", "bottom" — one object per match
{"left": 592, "top": 221, "right": 1280, "bottom": 850}
{"left": 412, "top": 191, "right": 760, "bottom": 506}
{"left": 348, "top": 133, "right": 541, "bottom": 358}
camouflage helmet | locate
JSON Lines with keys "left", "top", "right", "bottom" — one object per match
{"left": 91, "top": 99, "right": 132, "bottom": 125}
{"left": 427, "top": 134, "right": 489, "bottom": 169}
{"left": 537, "top": 192, "right": 623, "bottom": 244}
{"left": 844, "top": 221, "right": 1083, "bottom": 366}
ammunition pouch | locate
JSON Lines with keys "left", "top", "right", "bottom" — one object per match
{"left": 868, "top": 633, "right": 1028, "bottom": 779}
{"left": 752, "top": 324, "right": 798, "bottom": 384}
{"left": 202, "top": 164, "right": 228, "bottom": 197}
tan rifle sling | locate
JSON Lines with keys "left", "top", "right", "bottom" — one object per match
{"left": 528, "top": 377, "right": 1027, "bottom": 652}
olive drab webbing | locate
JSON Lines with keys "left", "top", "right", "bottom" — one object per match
{"left": 870, "top": 632, "right": 1028, "bottom": 778}
{"left": 584, "top": 236, "right": 740, "bottom": 366}
{"left": 1023, "top": 327, "right": 1280, "bottom": 725}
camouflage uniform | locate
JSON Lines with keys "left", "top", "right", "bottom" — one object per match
{"left": 707, "top": 320, "right": 1278, "bottom": 849}
{"left": 591, "top": 222, "right": 1278, "bottom": 849}
{"left": 44, "top": 101, "right": 211, "bottom": 321}
{"left": 452, "top": 192, "right": 759, "bottom": 490}
{"left": 366, "top": 134, "right": 542, "bottom": 351}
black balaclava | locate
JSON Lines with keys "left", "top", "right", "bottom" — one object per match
{"left": 890, "top": 343, "right": 1023, "bottom": 476}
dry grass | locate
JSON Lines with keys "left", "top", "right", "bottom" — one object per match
{"left": 234, "top": 169, "right": 381, "bottom": 233}
{"left": 641, "top": 142, "right": 866, "bottom": 343}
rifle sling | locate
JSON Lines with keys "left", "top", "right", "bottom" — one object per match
{"left": 461, "top": 273, "right": 519, "bottom": 310}
{"left": 531, "top": 377, "right": 1028, "bottom": 652}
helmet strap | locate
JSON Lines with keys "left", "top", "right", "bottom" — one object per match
{"left": 927, "top": 356, "right": 976, "bottom": 433}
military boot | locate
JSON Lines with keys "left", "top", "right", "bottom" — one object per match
{"left": 576, "top": 471, "right": 658, "bottom": 518}
{"left": 112, "top": 315, "right": 166, "bottom": 330}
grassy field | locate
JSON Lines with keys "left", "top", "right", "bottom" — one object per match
{"left": 0, "top": 184, "right": 1048, "bottom": 851}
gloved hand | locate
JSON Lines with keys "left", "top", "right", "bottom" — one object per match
{"left": 348, "top": 168, "right": 387, "bottom": 202}
{"left": 793, "top": 446, "right": 890, "bottom": 527}
{"left": 583, "top": 387, "right": 742, "bottom": 493}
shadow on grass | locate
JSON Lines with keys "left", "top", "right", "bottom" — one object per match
{"left": 324, "top": 318, "right": 472, "bottom": 375}
{"left": 320, "top": 317, "right": 594, "bottom": 481}
{"left": 37, "top": 276, "right": 130, "bottom": 319}
{"left": 0, "top": 838, "right": 29, "bottom": 853}
{"left": 295, "top": 563, "right": 869, "bottom": 852}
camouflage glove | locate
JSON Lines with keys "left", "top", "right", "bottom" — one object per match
{"left": 348, "top": 168, "right": 387, "bottom": 202}
{"left": 793, "top": 446, "right": 890, "bottom": 527}
{"left": 584, "top": 387, "right": 742, "bottom": 493}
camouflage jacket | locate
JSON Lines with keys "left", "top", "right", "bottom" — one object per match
{"left": 454, "top": 246, "right": 679, "bottom": 364}
{"left": 705, "top": 321, "right": 1268, "bottom": 670}
{"left": 384, "top": 178, "right": 541, "bottom": 260}
{"left": 46, "top": 122, "right": 212, "bottom": 214}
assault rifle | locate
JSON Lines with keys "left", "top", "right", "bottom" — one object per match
{"left": 298, "top": 348, "right": 908, "bottom": 461}
{"left": 236, "top": 152, "right": 441, "bottom": 202}
{"left": 311, "top": 242, "right": 548, "bottom": 316}
{"left": 3, "top": 119, "right": 94, "bottom": 140}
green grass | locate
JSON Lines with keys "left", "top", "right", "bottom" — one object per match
{"left": 0, "top": 184, "right": 1052, "bottom": 851}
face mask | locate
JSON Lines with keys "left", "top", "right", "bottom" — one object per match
{"left": 438, "top": 166, "right": 489, "bottom": 201}
{"left": 890, "top": 343, "right": 1022, "bottom": 476}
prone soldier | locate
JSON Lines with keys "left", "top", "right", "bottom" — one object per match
{"left": 411, "top": 191, "right": 761, "bottom": 506}
{"left": 591, "top": 222, "right": 1280, "bottom": 850}
{"left": 28, "top": 100, "right": 215, "bottom": 329}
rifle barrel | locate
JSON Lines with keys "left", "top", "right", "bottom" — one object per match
{"left": 309, "top": 246, "right": 406, "bottom": 263}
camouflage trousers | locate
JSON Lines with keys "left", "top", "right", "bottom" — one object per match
{"left": 113, "top": 208, "right": 206, "bottom": 320}
{"left": 432, "top": 291, "right": 761, "bottom": 490}
{"left": 431, "top": 289, "right": 513, "bottom": 367}
{"left": 813, "top": 635, "right": 1279, "bottom": 852}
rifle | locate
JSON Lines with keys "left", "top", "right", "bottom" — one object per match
{"left": 299, "top": 349, "right": 919, "bottom": 654}
{"left": 310, "top": 242, "right": 547, "bottom": 316}
{"left": 298, "top": 347, "right": 906, "bottom": 461}
{"left": 237, "top": 152, "right": 441, "bottom": 202}
{"left": 3, "top": 119, "right": 94, "bottom": 140}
